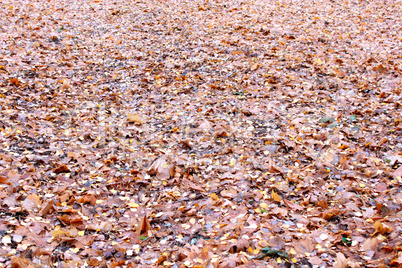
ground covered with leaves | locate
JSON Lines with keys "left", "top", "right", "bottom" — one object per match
{"left": 0, "top": 0, "right": 401, "bottom": 267}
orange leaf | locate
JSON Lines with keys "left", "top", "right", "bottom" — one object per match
{"left": 9, "top": 77, "right": 20, "bottom": 86}
{"left": 372, "top": 221, "right": 392, "bottom": 236}
{"left": 271, "top": 190, "right": 281, "bottom": 202}
{"left": 52, "top": 227, "right": 71, "bottom": 239}
{"left": 53, "top": 164, "right": 70, "bottom": 173}
{"left": 0, "top": 176, "right": 10, "bottom": 185}
{"left": 57, "top": 214, "right": 84, "bottom": 224}
{"left": 11, "top": 256, "right": 31, "bottom": 268}
{"left": 78, "top": 194, "right": 97, "bottom": 206}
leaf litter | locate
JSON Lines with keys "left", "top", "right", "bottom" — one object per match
{"left": 0, "top": 0, "right": 401, "bottom": 267}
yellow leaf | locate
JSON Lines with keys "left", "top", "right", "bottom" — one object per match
{"left": 272, "top": 190, "right": 281, "bottom": 202}
{"left": 209, "top": 193, "right": 219, "bottom": 201}
{"left": 230, "top": 158, "right": 236, "bottom": 166}
{"left": 128, "top": 202, "right": 139, "bottom": 208}
{"left": 372, "top": 221, "right": 392, "bottom": 236}
{"left": 260, "top": 203, "right": 269, "bottom": 209}
{"left": 52, "top": 229, "right": 70, "bottom": 238}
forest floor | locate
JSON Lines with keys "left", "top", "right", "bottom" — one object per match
{"left": 0, "top": 0, "right": 401, "bottom": 267}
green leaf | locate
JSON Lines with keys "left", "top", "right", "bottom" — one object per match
{"left": 139, "top": 236, "right": 147, "bottom": 240}
{"left": 350, "top": 125, "right": 361, "bottom": 131}
{"left": 342, "top": 237, "right": 352, "bottom": 245}
{"left": 233, "top": 91, "right": 244, "bottom": 96}
{"left": 255, "top": 247, "right": 289, "bottom": 260}
{"left": 319, "top": 116, "right": 335, "bottom": 123}
{"left": 327, "top": 122, "right": 338, "bottom": 128}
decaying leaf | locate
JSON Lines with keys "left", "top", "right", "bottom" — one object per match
{"left": 0, "top": 0, "right": 400, "bottom": 266}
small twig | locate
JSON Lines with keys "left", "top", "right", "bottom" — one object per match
{"left": 139, "top": 229, "right": 164, "bottom": 245}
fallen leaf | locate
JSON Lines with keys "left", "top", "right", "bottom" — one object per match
{"left": 283, "top": 199, "right": 304, "bottom": 211}
{"left": 127, "top": 113, "right": 143, "bottom": 125}
{"left": 333, "top": 252, "right": 348, "bottom": 268}
{"left": 293, "top": 237, "right": 315, "bottom": 255}
{"left": 372, "top": 221, "right": 392, "bottom": 236}
{"left": 136, "top": 214, "right": 152, "bottom": 235}
{"left": 53, "top": 164, "right": 70, "bottom": 173}
{"left": 271, "top": 190, "right": 281, "bottom": 202}
{"left": 10, "top": 256, "right": 31, "bottom": 268}
{"left": 39, "top": 199, "right": 55, "bottom": 216}
{"left": 147, "top": 156, "right": 171, "bottom": 180}
{"left": 0, "top": 176, "right": 10, "bottom": 184}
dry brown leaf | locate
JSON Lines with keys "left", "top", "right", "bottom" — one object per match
{"left": 394, "top": 166, "right": 402, "bottom": 178}
{"left": 39, "top": 199, "right": 55, "bottom": 216}
{"left": 10, "top": 256, "right": 32, "bottom": 268}
{"left": 221, "top": 189, "right": 237, "bottom": 199}
{"left": 78, "top": 194, "right": 97, "bottom": 206}
{"left": 333, "top": 252, "right": 348, "bottom": 268}
{"left": 53, "top": 164, "right": 71, "bottom": 174}
{"left": 147, "top": 156, "right": 171, "bottom": 180}
{"left": 57, "top": 215, "right": 85, "bottom": 224}
{"left": 308, "top": 256, "right": 323, "bottom": 266}
{"left": 136, "top": 214, "right": 152, "bottom": 235}
{"left": 390, "top": 252, "right": 402, "bottom": 267}
{"left": 228, "top": 238, "right": 250, "bottom": 253}
{"left": 22, "top": 194, "right": 41, "bottom": 212}
{"left": 127, "top": 113, "right": 143, "bottom": 125}
{"left": 293, "top": 237, "right": 315, "bottom": 255}
{"left": 361, "top": 237, "right": 380, "bottom": 252}
{"left": 283, "top": 199, "right": 304, "bottom": 211}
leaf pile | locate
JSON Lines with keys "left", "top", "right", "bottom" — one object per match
{"left": 0, "top": 0, "right": 401, "bottom": 267}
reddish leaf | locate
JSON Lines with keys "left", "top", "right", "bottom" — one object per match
{"left": 53, "top": 164, "right": 70, "bottom": 174}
